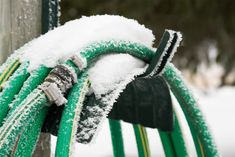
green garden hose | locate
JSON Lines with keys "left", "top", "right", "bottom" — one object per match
{"left": 168, "top": 114, "right": 188, "bottom": 157}
{"left": 162, "top": 64, "right": 219, "bottom": 157}
{"left": 0, "top": 40, "right": 218, "bottom": 157}
{"left": 13, "top": 107, "right": 49, "bottom": 157}
{"left": 0, "top": 89, "right": 48, "bottom": 156}
{"left": 133, "top": 124, "right": 151, "bottom": 157}
{"left": 0, "top": 60, "right": 20, "bottom": 89}
{"left": 55, "top": 72, "right": 89, "bottom": 157}
{"left": 0, "top": 63, "right": 29, "bottom": 125}
{"left": 109, "top": 119, "right": 125, "bottom": 157}
{"left": 158, "top": 130, "right": 176, "bottom": 157}
{"left": 0, "top": 40, "right": 153, "bottom": 156}
{"left": 10, "top": 66, "right": 51, "bottom": 156}
{"left": 0, "top": 53, "right": 21, "bottom": 79}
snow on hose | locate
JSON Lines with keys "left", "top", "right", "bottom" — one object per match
{"left": 0, "top": 15, "right": 218, "bottom": 157}
{"left": 0, "top": 40, "right": 154, "bottom": 156}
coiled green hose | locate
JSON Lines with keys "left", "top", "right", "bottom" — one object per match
{"left": 0, "top": 40, "right": 218, "bottom": 157}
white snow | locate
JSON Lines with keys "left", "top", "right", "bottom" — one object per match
{"left": 88, "top": 53, "right": 146, "bottom": 97}
{"left": 19, "top": 15, "right": 155, "bottom": 71}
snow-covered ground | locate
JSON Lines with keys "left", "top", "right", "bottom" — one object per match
{"left": 51, "top": 86, "right": 235, "bottom": 157}
{"left": 198, "top": 86, "right": 235, "bottom": 157}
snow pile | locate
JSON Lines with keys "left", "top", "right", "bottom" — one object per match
{"left": 88, "top": 54, "right": 147, "bottom": 97}
{"left": 19, "top": 15, "right": 155, "bottom": 71}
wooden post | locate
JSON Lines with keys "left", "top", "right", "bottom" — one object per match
{"left": 0, "top": 0, "right": 51, "bottom": 156}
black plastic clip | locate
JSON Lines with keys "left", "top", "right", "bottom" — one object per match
{"left": 141, "top": 30, "right": 182, "bottom": 78}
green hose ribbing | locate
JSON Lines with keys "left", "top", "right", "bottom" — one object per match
{"left": 0, "top": 53, "right": 21, "bottom": 77}
{"left": 55, "top": 73, "right": 89, "bottom": 157}
{"left": 158, "top": 113, "right": 187, "bottom": 157}
{"left": 0, "top": 89, "right": 48, "bottom": 156}
{"left": 133, "top": 125, "right": 151, "bottom": 157}
{"left": 79, "top": 40, "right": 154, "bottom": 64}
{"left": 0, "top": 41, "right": 154, "bottom": 156}
{"left": 0, "top": 63, "right": 29, "bottom": 125}
{"left": 109, "top": 119, "right": 125, "bottom": 157}
{"left": 0, "top": 40, "right": 218, "bottom": 157}
{"left": 0, "top": 60, "right": 20, "bottom": 88}
{"left": 13, "top": 107, "right": 49, "bottom": 157}
{"left": 9, "top": 66, "right": 51, "bottom": 111}
{"left": 162, "top": 64, "right": 219, "bottom": 157}
{"left": 158, "top": 131, "right": 176, "bottom": 157}
{"left": 169, "top": 114, "right": 188, "bottom": 157}
{"left": 0, "top": 66, "right": 51, "bottom": 155}
{"left": 10, "top": 66, "right": 51, "bottom": 156}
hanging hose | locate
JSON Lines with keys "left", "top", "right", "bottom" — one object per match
{"left": 0, "top": 63, "right": 29, "bottom": 124}
{"left": 0, "top": 66, "right": 50, "bottom": 128}
{"left": 0, "top": 40, "right": 154, "bottom": 156}
{"left": 133, "top": 124, "right": 151, "bottom": 157}
{"left": 109, "top": 119, "right": 125, "bottom": 157}
{"left": 162, "top": 64, "right": 219, "bottom": 157}
{"left": 0, "top": 89, "right": 48, "bottom": 156}
{"left": 0, "top": 52, "right": 21, "bottom": 79}
{"left": 13, "top": 107, "right": 49, "bottom": 157}
{"left": 0, "top": 60, "right": 20, "bottom": 88}
{"left": 167, "top": 114, "right": 188, "bottom": 157}
{"left": 9, "top": 66, "right": 51, "bottom": 111}
{"left": 0, "top": 39, "right": 218, "bottom": 157}
{"left": 55, "top": 72, "right": 89, "bottom": 157}
{"left": 158, "top": 130, "right": 176, "bottom": 157}
{"left": 9, "top": 66, "right": 52, "bottom": 156}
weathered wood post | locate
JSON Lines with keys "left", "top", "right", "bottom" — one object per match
{"left": 0, "top": 0, "right": 59, "bottom": 156}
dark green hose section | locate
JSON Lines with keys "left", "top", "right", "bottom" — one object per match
{"left": 133, "top": 124, "right": 151, "bottom": 157}
{"left": 0, "top": 41, "right": 153, "bottom": 156}
{"left": 11, "top": 66, "right": 51, "bottom": 156}
{"left": 9, "top": 66, "right": 51, "bottom": 111}
{"left": 109, "top": 119, "right": 125, "bottom": 157}
{"left": 159, "top": 113, "right": 188, "bottom": 157}
{"left": 80, "top": 40, "right": 154, "bottom": 64}
{"left": 169, "top": 114, "right": 188, "bottom": 157}
{"left": 13, "top": 107, "right": 49, "bottom": 157}
{"left": 158, "top": 131, "right": 176, "bottom": 157}
{"left": 0, "top": 53, "right": 20, "bottom": 77}
{"left": 0, "top": 41, "right": 218, "bottom": 156}
{"left": 0, "top": 89, "right": 47, "bottom": 156}
{"left": 55, "top": 73, "right": 89, "bottom": 157}
{"left": 0, "top": 63, "right": 29, "bottom": 125}
{"left": 162, "top": 64, "right": 219, "bottom": 157}
{"left": 0, "top": 60, "right": 20, "bottom": 87}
